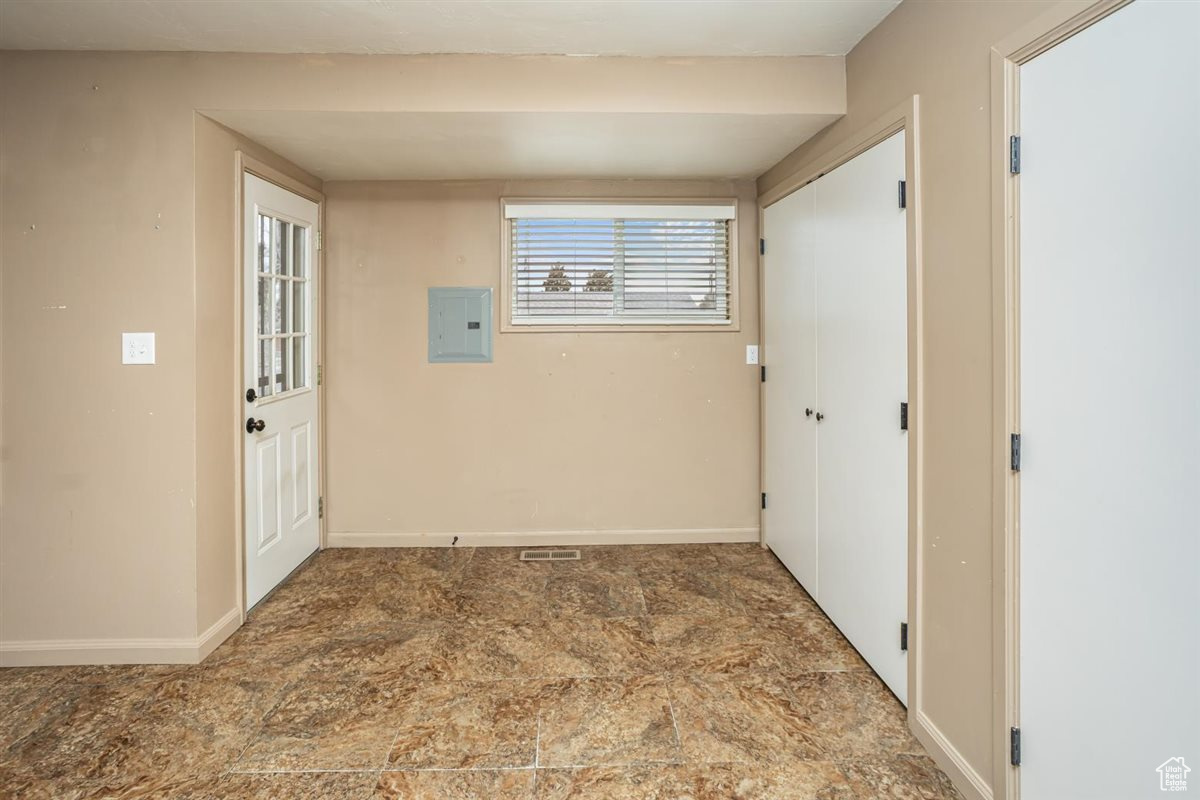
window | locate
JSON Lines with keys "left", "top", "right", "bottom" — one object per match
{"left": 504, "top": 201, "right": 736, "bottom": 327}
{"left": 255, "top": 213, "right": 311, "bottom": 397}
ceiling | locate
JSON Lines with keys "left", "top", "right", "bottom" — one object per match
{"left": 0, "top": 0, "right": 900, "bottom": 57}
{"left": 205, "top": 110, "right": 841, "bottom": 181}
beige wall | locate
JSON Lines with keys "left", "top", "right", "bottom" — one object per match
{"left": 1, "top": 54, "right": 200, "bottom": 644}
{"left": 758, "top": 1, "right": 1068, "bottom": 794}
{"left": 1, "top": 50, "right": 821, "bottom": 655}
{"left": 324, "top": 179, "right": 761, "bottom": 543}
{"left": 0, "top": 54, "right": 319, "bottom": 654}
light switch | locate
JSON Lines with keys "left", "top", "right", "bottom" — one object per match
{"left": 746, "top": 345, "right": 759, "bottom": 365}
{"left": 122, "top": 332, "right": 156, "bottom": 365}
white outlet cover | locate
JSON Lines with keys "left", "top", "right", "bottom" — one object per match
{"left": 122, "top": 332, "right": 156, "bottom": 365}
{"left": 746, "top": 344, "right": 760, "bottom": 365}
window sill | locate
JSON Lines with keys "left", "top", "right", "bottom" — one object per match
{"left": 501, "top": 319, "right": 739, "bottom": 334}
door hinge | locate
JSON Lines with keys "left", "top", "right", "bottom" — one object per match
{"left": 761, "top": 492, "right": 767, "bottom": 510}
{"left": 317, "top": 364, "right": 323, "bottom": 386}
{"left": 1010, "top": 433, "right": 1021, "bottom": 472}
{"left": 315, "top": 230, "right": 323, "bottom": 251}
{"left": 1009, "top": 135, "right": 1021, "bottom": 174}
{"left": 318, "top": 496, "right": 324, "bottom": 519}
{"left": 760, "top": 365, "right": 766, "bottom": 382}
{"left": 1010, "top": 727, "right": 1021, "bottom": 766}
{"left": 900, "top": 402, "right": 909, "bottom": 431}
{"left": 759, "top": 238, "right": 766, "bottom": 255}
{"left": 900, "top": 622, "right": 909, "bottom": 651}
{"left": 898, "top": 179, "right": 907, "bottom": 209}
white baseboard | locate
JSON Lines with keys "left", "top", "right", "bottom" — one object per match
{"left": 911, "top": 709, "right": 992, "bottom": 800}
{"left": 0, "top": 607, "right": 242, "bottom": 667}
{"left": 195, "top": 606, "right": 243, "bottom": 661}
{"left": 327, "top": 528, "right": 760, "bottom": 548}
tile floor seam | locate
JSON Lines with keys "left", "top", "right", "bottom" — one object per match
{"left": 225, "top": 767, "right": 383, "bottom": 774}
{"left": 376, "top": 688, "right": 414, "bottom": 777}
{"left": 379, "top": 766, "right": 538, "bottom": 773}
{"left": 533, "top": 713, "right": 541, "bottom": 770}
{"left": 665, "top": 693, "right": 683, "bottom": 754}
{"left": 532, "top": 756, "right": 689, "bottom": 770}
{"left": 225, "top": 715, "right": 272, "bottom": 776}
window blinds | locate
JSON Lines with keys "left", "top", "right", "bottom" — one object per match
{"left": 507, "top": 202, "right": 734, "bottom": 325}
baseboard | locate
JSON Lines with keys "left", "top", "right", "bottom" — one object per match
{"left": 195, "top": 606, "right": 243, "bottom": 661}
{"left": 0, "top": 606, "right": 242, "bottom": 667}
{"left": 911, "top": 709, "right": 993, "bottom": 800}
{"left": 327, "top": 528, "right": 760, "bottom": 548}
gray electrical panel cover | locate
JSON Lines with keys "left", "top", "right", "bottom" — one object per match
{"left": 428, "top": 287, "right": 493, "bottom": 363}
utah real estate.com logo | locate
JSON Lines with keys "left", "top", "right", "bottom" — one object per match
{"left": 1158, "top": 757, "right": 1190, "bottom": 792}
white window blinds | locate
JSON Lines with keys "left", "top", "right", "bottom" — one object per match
{"left": 506, "top": 202, "right": 735, "bottom": 326}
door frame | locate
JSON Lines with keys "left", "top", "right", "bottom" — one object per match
{"left": 988, "top": 3, "right": 1132, "bottom": 798}
{"left": 757, "top": 90, "right": 926, "bottom": 749}
{"left": 233, "top": 152, "right": 326, "bottom": 621}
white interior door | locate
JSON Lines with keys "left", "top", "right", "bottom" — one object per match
{"left": 814, "top": 131, "right": 908, "bottom": 703}
{"left": 243, "top": 173, "right": 320, "bottom": 609}
{"left": 1019, "top": 3, "right": 1200, "bottom": 797}
{"left": 763, "top": 184, "right": 819, "bottom": 594}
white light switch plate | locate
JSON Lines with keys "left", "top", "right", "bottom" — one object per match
{"left": 122, "top": 332, "right": 156, "bottom": 365}
{"left": 746, "top": 344, "right": 759, "bottom": 365}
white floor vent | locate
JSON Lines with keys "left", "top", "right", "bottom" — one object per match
{"left": 519, "top": 549, "right": 581, "bottom": 561}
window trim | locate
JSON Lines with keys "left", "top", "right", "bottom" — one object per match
{"left": 499, "top": 197, "right": 741, "bottom": 333}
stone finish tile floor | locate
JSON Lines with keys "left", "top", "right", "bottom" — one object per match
{"left": 0, "top": 545, "right": 962, "bottom": 799}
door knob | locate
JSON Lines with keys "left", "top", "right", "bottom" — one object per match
{"left": 805, "top": 408, "right": 814, "bottom": 417}
{"left": 815, "top": 412, "right": 825, "bottom": 422}
{"left": 246, "top": 417, "right": 266, "bottom": 433}
{"left": 245, "top": 388, "right": 257, "bottom": 403}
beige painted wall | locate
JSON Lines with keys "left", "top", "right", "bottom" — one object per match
{"left": 0, "top": 54, "right": 322, "bottom": 649}
{"left": 1, "top": 54, "right": 200, "bottom": 644}
{"left": 758, "top": 1, "right": 1070, "bottom": 793}
{"left": 323, "top": 179, "right": 761, "bottom": 542}
{"left": 1, "top": 50, "right": 822, "bottom": 653}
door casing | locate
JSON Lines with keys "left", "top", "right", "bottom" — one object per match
{"left": 234, "top": 152, "right": 326, "bottom": 621}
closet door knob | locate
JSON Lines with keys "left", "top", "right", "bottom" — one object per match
{"left": 815, "top": 412, "right": 825, "bottom": 422}
{"left": 805, "top": 408, "right": 814, "bottom": 417}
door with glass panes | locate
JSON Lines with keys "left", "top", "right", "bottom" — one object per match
{"left": 243, "top": 173, "right": 320, "bottom": 609}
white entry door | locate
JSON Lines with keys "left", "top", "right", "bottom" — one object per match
{"left": 1019, "top": 2, "right": 1200, "bottom": 798}
{"left": 243, "top": 173, "right": 320, "bottom": 609}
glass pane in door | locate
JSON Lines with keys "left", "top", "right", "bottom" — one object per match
{"left": 292, "top": 281, "right": 306, "bottom": 333}
{"left": 272, "top": 338, "right": 285, "bottom": 395}
{"left": 291, "top": 225, "right": 305, "bottom": 277}
{"left": 292, "top": 337, "right": 306, "bottom": 390}
{"left": 271, "top": 219, "right": 284, "bottom": 274}
{"left": 254, "top": 211, "right": 311, "bottom": 398}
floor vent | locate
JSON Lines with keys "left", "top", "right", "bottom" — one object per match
{"left": 519, "top": 549, "right": 581, "bottom": 561}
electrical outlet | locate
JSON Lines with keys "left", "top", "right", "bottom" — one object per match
{"left": 746, "top": 344, "right": 759, "bottom": 365}
{"left": 122, "top": 332, "right": 156, "bottom": 365}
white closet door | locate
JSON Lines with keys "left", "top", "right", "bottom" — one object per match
{"left": 763, "top": 184, "right": 819, "bottom": 594}
{"left": 1019, "top": 2, "right": 1200, "bottom": 798}
{"left": 814, "top": 131, "right": 908, "bottom": 703}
